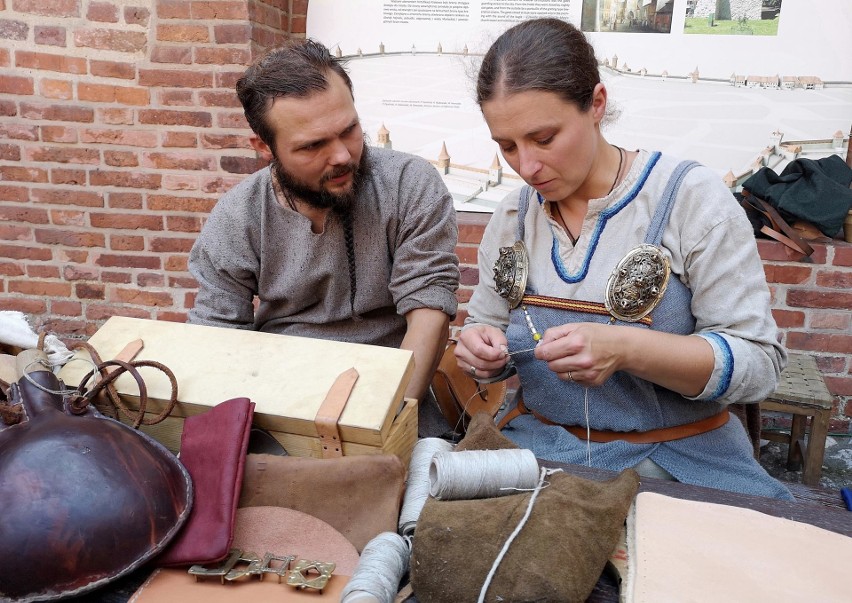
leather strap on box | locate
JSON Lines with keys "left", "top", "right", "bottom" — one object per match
{"left": 497, "top": 397, "right": 729, "bottom": 444}
{"left": 315, "top": 368, "right": 359, "bottom": 458}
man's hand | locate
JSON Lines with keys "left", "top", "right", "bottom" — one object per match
{"left": 400, "top": 308, "right": 450, "bottom": 402}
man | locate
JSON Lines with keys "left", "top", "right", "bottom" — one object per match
{"left": 188, "top": 39, "right": 460, "bottom": 432}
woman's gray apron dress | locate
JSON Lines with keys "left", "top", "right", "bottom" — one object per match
{"left": 503, "top": 158, "right": 792, "bottom": 500}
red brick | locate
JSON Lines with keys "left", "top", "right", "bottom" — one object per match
{"left": 166, "top": 215, "right": 204, "bottom": 233}
{"left": 809, "top": 311, "right": 851, "bottom": 331}
{"left": 63, "top": 264, "right": 99, "bottom": 280}
{"left": 115, "top": 86, "right": 149, "bottom": 105}
{"left": 815, "top": 269, "right": 852, "bottom": 289}
{"left": 171, "top": 275, "right": 196, "bottom": 288}
{"left": 159, "top": 90, "right": 194, "bottom": 106}
{"left": 786, "top": 289, "right": 852, "bottom": 311}
{"left": 0, "top": 224, "right": 31, "bottom": 240}
{"left": 104, "top": 150, "right": 139, "bottom": 167}
{"left": 151, "top": 46, "right": 192, "bottom": 64}
{"left": 216, "top": 111, "right": 249, "bottom": 129}
{"left": 459, "top": 265, "right": 479, "bottom": 287}
{"left": 157, "top": 24, "right": 209, "bottom": 43}
{"left": 0, "top": 48, "right": 8, "bottom": 67}
{"left": 201, "top": 133, "right": 250, "bottom": 149}
{"left": 10, "top": 279, "right": 72, "bottom": 297}
{"left": 50, "top": 209, "right": 86, "bottom": 226}
{"left": 455, "top": 245, "right": 478, "bottom": 265}
{"left": 0, "top": 100, "right": 16, "bottom": 115}
{"left": 41, "top": 125, "right": 77, "bottom": 142}
{"left": 124, "top": 6, "right": 150, "bottom": 26}
{"left": 815, "top": 355, "right": 848, "bottom": 375}
{"left": 157, "top": 0, "right": 192, "bottom": 19}
{"left": 40, "top": 79, "right": 73, "bottom": 99}
{"left": 0, "top": 143, "right": 20, "bottom": 160}
{"left": 26, "top": 146, "right": 99, "bottom": 164}
{"left": 97, "top": 108, "right": 133, "bottom": 125}
{"left": 163, "top": 174, "right": 200, "bottom": 191}
{"left": 95, "top": 253, "right": 161, "bottom": 269}
{"left": 770, "top": 309, "right": 805, "bottom": 328}
{"left": 89, "top": 170, "right": 162, "bottom": 189}
{"left": 50, "top": 169, "right": 88, "bottom": 186}
{"left": 201, "top": 175, "right": 242, "bottom": 193}
{"left": 763, "top": 263, "right": 812, "bottom": 285}
{"left": 138, "top": 109, "right": 212, "bottom": 127}
{"left": 31, "top": 189, "right": 103, "bottom": 208}
{"left": 86, "top": 304, "right": 150, "bottom": 321}
{"left": 833, "top": 244, "right": 852, "bottom": 267}
{"left": 14, "top": 0, "right": 79, "bottom": 16}
{"left": 0, "top": 205, "right": 49, "bottom": 223}
{"left": 0, "top": 19, "right": 27, "bottom": 40}
{"left": 198, "top": 91, "right": 241, "bottom": 108}
{"left": 148, "top": 194, "right": 216, "bottom": 213}
{"left": 77, "top": 82, "right": 115, "bottom": 102}
{"left": 1, "top": 123, "right": 38, "bottom": 140}
{"left": 164, "top": 255, "right": 188, "bottom": 271}
{"left": 138, "top": 272, "right": 165, "bottom": 287}
{"left": 34, "top": 25, "right": 66, "bottom": 46}
{"left": 0, "top": 74, "right": 34, "bottom": 95}
{"left": 16, "top": 51, "right": 87, "bottom": 74}
{"left": 35, "top": 228, "right": 105, "bottom": 247}
{"left": 291, "top": 15, "right": 306, "bottom": 34}
{"left": 157, "top": 310, "right": 188, "bottom": 322}
{"left": 824, "top": 376, "right": 852, "bottom": 397}
{"left": 80, "top": 128, "right": 157, "bottom": 147}
{"left": 89, "top": 212, "right": 164, "bottom": 230}
{"left": 110, "top": 235, "right": 144, "bottom": 251}
{"left": 0, "top": 262, "right": 26, "bottom": 277}
{"left": 143, "top": 152, "right": 215, "bottom": 171}
{"left": 456, "top": 288, "right": 473, "bottom": 304}
{"left": 0, "top": 185, "right": 28, "bottom": 202}
{"left": 213, "top": 23, "right": 250, "bottom": 44}
{"left": 220, "top": 155, "right": 266, "bottom": 174}
{"left": 61, "top": 250, "right": 89, "bottom": 263}
{"left": 0, "top": 166, "right": 48, "bottom": 182}
{"left": 192, "top": 1, "right": 249, "bottom": 19}
{"left": 90, "top": 60, "right": 136, "bottom": 79}
{"left": 162, "top": 131, "right": 198, "bottom": 147}
{"left": 52, "top": 300, "right": 83, "bottom": 316}
{"left": 74, "top": 28, "right": 147, "bottom": 52}
{"left": 20, "top": 102, "right": 94, "bottom": 122}
{"left": 87, "top": 1, "right": 118, "bottom": 22}
{"left": 0, "top": 297, "right": 47, "bottom": 314}
{"left": 194, "top": 47, "right": 251, "bottom": 65}
{"left": 786, "top": 331, "right": 852, "bottom": 355}
{"left": 458, "top": 222, "right": 488, "bottom": 244}
{"left": 100, "top": 271, "right": 132, "bottom": 284}
{"left": 27, "top": 264, "right": 60, "bottom": 278}
{"left": 149, "top": 237, "right": 195, "bottom": 253}
{"left": 216, "top": 70, "right": 243, "bottom": 89}
{"left": 76, "top": 283, "right": 105, "bottom": 299}
{"left": 107, "top": 192, "right": 143, "bottom": 209}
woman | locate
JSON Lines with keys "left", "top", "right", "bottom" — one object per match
{"left": 456, "top": 18, "right": 792, "bottom": 499}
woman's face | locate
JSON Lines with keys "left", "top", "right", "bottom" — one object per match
{"left": 481, "top": 84, "right": 607, "bottom": 204}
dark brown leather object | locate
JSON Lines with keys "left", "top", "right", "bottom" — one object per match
{"left": 411, "top": 413, "right": 640, "bottom": 603}
{"left": 157, "top": 397, "right": 254, "bottom": 567}
{"left": 239, "top": 453, "right": 405, "bottom": 553}
{"left": 0, "top": 370, "right": 192, "bottom": 602}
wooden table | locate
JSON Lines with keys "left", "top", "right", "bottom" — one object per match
{"left": 69, "top": 461, "right": 850, "bottom": 603}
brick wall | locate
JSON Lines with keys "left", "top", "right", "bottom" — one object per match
{"left": 1, "top": 0, "right": 849, "bottom": 432}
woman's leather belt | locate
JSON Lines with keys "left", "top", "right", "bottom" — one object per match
{"left": 497, "top": 398, "right": 729, "bottom": 444}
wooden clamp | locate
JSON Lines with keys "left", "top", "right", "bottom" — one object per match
{"left": 314, "top": 368, "right": 359, "bottom": 459}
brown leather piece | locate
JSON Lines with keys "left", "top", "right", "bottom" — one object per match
{"left": 411, "top": 413, "right": 640, "bottom": 602}
{"left": 314, "top": 368, "right": 359, "bottom": 458}
{"left": 499, "top": 398, "right": 729, "bottom": 444}
{"left": 239, "top": 453, "right": 405, "bottom": 553}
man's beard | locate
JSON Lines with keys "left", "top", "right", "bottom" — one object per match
{"left": 271, "top": 144, "right": 370, "bottom": 214}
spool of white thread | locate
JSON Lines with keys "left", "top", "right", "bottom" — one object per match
{"left": 340, "top": 532, "right": 410, "bottom": 603}
{"left": 398, "top": 437, "right": 454, "bottom": 535}
{"left": 429, "top": 448, "right": 540, "bottom": 500}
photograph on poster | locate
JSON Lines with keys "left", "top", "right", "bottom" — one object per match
{"left": 684, "top": 0, "right": 783, "bottom": 35}
{"left": 308, "top": 0, "right": 851, "bottom": 212}
{"left": 581, "top": 0, "right": 676, "bottom": 34}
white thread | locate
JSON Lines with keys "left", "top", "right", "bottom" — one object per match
{"left": 477, "top": 467, "right": 560, "bottom": 603}
{"left": 340, "top": 532, "right": 410, "bottom": 603}
{"left": 398, "top": 437, "right": 454, "bottom": 535}
{"left": 429, "top": 449, "right": 540, "bottom": 500}
{"left": 584, "top": 386, "right": 591, "bottom": 467}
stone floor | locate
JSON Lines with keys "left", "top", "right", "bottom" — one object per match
{"left": 759, "top": 434, "right": 852, "bottom": 492}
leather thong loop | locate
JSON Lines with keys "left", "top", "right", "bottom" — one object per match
{"left": 315, "top": 367, "right": 359, "bottom": 459}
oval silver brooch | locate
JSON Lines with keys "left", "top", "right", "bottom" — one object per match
{"left": 605, "top": 244, "right": 670, "bottom": 322}
{"left": 493, "top": 240, "right": 529, "bottom": 309}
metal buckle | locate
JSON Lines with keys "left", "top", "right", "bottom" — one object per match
{"left": 286, "top": 559, "right": 336, "bottom": 593}
{"left": 188, "top": 549, "right": 297, "bottom": 584}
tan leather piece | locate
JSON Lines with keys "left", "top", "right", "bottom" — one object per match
{"left": 239, "top": 453, "right": 405, "bottom": 553}
{"left": 314, "top": 368, "right": 359, "bottom": 458}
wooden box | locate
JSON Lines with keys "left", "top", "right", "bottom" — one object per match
{"left": 58, "top": 317, "right": 418, "bottom": 465}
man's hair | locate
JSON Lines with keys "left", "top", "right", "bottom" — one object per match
{"left": 236, "top": 39, "right": 354, "bottom": 147}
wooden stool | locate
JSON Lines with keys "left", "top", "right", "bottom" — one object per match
{"left": 761, "top": 353, "right": 833, "bottom": 486}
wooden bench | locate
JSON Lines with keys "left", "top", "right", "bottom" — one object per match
{"left": 761, "top": 353, "right": 834, "bottom": 486}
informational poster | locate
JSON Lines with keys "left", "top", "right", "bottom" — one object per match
{"left": 307, "top": 0, "right": 851, "bottom": 211}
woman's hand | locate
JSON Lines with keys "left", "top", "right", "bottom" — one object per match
{"left": 535, "top": 322, "right": 713, "bottom": 396}
{"left": 455, "top": 325, "right": 509, "bottom": 380}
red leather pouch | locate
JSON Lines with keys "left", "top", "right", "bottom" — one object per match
{"left": 157, "top": 396, "right": 255, "bottom": 567}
